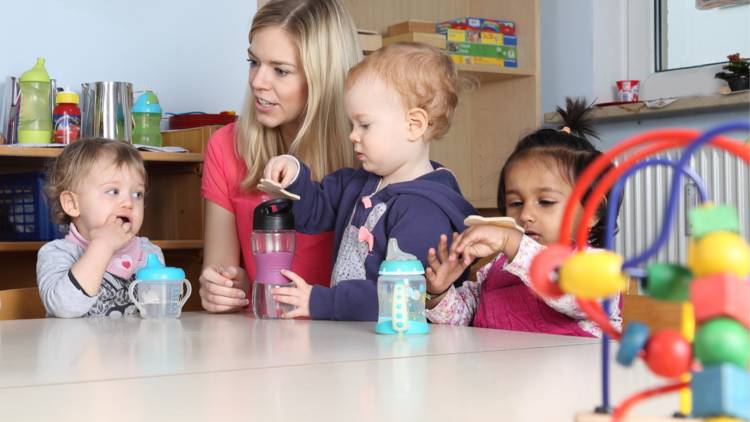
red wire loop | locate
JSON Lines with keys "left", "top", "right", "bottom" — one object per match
{"left": 612, "top": 381, "right": 690, "bottom": 422}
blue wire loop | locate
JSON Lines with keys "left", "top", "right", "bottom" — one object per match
{"left": 622, "top": 121, "right": 749, "bottom": 268}
{"left": 605, "top": 158, "right": 710, "bottom": 252}
{"left": 595, "top": 121, "right": 748, "bottom": 413}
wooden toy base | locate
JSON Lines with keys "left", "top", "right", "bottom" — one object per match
{"left": 575, "top": 413, "right": 703, "bottom": 421}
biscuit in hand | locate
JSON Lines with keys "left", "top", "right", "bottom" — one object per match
{"left": 463, "top": 215, "right": 524, "bottom": 233}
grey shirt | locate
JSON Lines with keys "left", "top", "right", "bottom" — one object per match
{"left": 36, "top": 238, "right": 163, "bottom": 318}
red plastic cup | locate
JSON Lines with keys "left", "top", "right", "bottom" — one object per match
{"left": 616, "top": 80, "right": 640, "bottom": 102}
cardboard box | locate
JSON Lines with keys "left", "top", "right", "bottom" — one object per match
{"left": 447, "top": 42, "right": 517, "bottom": 60}
{"left": 444, "top": 29, "right": 517, "bottom": 46}
{"left": 161, "top": 125, "right": 222, "bottom": 153}
{"left": 357, "top": 29, "right": 382, "bottom": 53}
{"left": 387, "top": 20, "right": 436, "bottom": 36}
{"left": 437, "top": 17, "right": 515, "bottom": 35}
{"left": 449, "top": 54, "right": 518, "bottom": 68}
{"left": 382, "top": 32, "right": 446, "bottom": 50}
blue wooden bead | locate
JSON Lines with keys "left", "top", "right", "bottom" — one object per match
{"left": 692, "top": 363, "right": 750, "bottom": 420}
{"left": 617, "top": 322, "right": 650, "bottom": 367}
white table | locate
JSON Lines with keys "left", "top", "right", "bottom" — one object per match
{"left": 0, "top": 312, "right": 678, "bottom": 421}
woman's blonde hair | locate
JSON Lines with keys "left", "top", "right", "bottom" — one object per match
{"left": 236, "top": 0, "right": 361, "bottom": 191}
{"left": 45, "top": 138, "right": 146, "bottom": 224}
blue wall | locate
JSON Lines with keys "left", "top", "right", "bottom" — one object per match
{"left": 0, "top": 0, "right": 257, "bottom": 116}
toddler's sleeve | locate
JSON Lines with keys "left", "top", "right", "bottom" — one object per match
{"left": 504, "top": 236, "right": 587, "bottom": 320}
{"left": 36, "top": 241, "right": 97, "bottom": 318}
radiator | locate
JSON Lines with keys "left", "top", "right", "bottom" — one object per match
{"left": 615, "top": 147, "right": 750, "bottom": 265}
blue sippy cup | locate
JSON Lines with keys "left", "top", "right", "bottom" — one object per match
{"left": 375, "top": 239, "right": 430, "bottom": 334}
{"left": 128, "top": 254, "right": 192, "bottom": 318}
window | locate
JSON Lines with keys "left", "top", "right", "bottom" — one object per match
{"left": 655, "top": 0, "right": 750, "bottom": 71}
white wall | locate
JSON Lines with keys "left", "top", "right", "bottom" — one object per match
{"left": 0, "top": 0, "right": 257, "bottom": 116}
{"left": 540, "top": 0, "right": 749, "bottom": 149}
{"left": 539, "top": 0, "right": 595, "bottom": 115}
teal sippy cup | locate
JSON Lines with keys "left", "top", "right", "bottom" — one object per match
{"left": 375, "top": 238, "right": 430, "bottom": 334}
{"left": 128, "top": 254, "right": 192, "bottom": 318}
{"left": 131, "top": 90, "right": 163, "bottom": 146}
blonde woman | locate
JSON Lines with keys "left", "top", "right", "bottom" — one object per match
{"left": 199, "top": 0, "right": 361, "bottom": 313}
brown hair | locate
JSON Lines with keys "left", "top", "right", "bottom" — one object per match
{"left": 345, "top": 42, "right": 459, "bottom": 141}
{"left": 236, "top": 0, "right": 361, "bottom": 191}
{"left": 45, "top": 138, "right": 146, "bottom": 224}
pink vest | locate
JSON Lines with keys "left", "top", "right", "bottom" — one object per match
{"left": 472, "top": 257, "right": 594, "bottom": 337}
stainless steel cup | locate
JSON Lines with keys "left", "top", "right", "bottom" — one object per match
{"left": 81, "top": 81, "right": 133, "bottom": 142}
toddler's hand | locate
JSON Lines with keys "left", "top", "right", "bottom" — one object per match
{"left": 88, "top": 215, "right": 136, "bottom": 254}
{"left": 199, "top": 265, "right": 250, "bottom": 313}
{"left": 426, "top": 233, "right": 468, "bottom": 296}
{"left": 451, "top": 225, "right": 523, "bottom": 266}
{"left": 272, "top": 269, "right": 312, "bottom": 318}
{"left": 263, "top": 156, "right": 299, "bottom": 188}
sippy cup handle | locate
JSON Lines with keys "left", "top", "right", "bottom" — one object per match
{"left": 391, "top": 281, "right": 409, "bottom": 333}
{"left": 178, "top": 279, "right": 192, "bottom": 307}
{"left": 128, "top": 280, "right": 147, "bottom": 315}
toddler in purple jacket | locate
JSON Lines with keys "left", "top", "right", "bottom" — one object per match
{"left": 263, "top": 42, "right": 476, "bottom": 320}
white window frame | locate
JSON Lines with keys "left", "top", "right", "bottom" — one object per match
{"left": 592, "top": 0, "right": 727, "bottom": 102}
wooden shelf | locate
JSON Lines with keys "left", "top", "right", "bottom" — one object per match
{"left": 153, "top": 240, "right": 203, "bottom": 250}
{"left": 0, "top": 242, "right": 44, "bottom": 252}
{"left": 0, "top": 146, "right": 203, "bottom": 163}
{"left": 0, "top": 239, "right": 203, "bottom": 253}
{"left": 456, "top": 64, "right": 534, "bottom": 83}
{"left": 544, "top": 91, "right": 750, "bottom": 124}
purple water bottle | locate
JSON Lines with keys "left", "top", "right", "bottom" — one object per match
{"left": 251, "top": 198, "right": 296, "bottom": 319}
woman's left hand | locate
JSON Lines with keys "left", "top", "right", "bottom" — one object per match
{"left": 273, "top": 269, "right": 312, "bottom": 318}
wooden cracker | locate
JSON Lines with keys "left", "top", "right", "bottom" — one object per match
{"left": 464, "top": 215, "right": 524, "bottom": 233}
{"left": 257, "top": 178, "right": 301, "bottom": 201}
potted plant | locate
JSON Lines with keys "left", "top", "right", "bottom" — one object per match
{"left": 715, "top": 53, "right": 749, "bottom": 92}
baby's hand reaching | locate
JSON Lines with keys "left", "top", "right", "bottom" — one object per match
{"left": 89, "top": 215, "right": 136, "bottom": 254}
{"left": 451, "top": 225, "right": 523, "bottom": 266}
{"left": 263, "top": 155, "right": 299, "bottom": 188}
{"left": 426, "top": 233, "right": 467, "bottom": 297}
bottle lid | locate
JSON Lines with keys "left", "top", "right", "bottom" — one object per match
{"left": 19, "top": 57, "right": 51, "bottom": 83}
{"left": 253, "top": 198, "right": 295, "bottom": 231}
{"left": 56, "top": 91, "right": 79, "bottom": 105}
{"left": 135, "top": 254, "right": 185, "bottom": 281}
{"left": 379, "top": 238, "right": 425, "bottom": 276}
{"left": 132, "top": 90, "right": 162, "bottom": 114}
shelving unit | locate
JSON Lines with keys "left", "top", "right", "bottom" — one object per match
{"left": 543, "top": 91, "right": 750, "bottom": 124}
{"left": 0, "top": 126, "right": 218, "bottom": 310}
{"left": 339, "top": 0, "right": 541, "bottom": 208}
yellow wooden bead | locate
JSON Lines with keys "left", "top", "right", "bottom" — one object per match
{"left": 559, "top": 251, "right": 628, "bottom": 299}
{"left": 690, "top": 231, "right": 750, "bottom": 278}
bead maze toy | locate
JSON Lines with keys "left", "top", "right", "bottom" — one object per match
{"left": 529, "top": 122, "right": 750, "bottom": 422}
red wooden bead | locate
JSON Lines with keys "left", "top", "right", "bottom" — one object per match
{"left": 691, "top": 273, "right": 750, "bottom": 329}
{"left": 644, "top": 330, "right": 693, "bottom": 378}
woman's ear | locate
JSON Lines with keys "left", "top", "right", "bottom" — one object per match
{"left": 406, "top": 107, "right": 429, "bottom": 142}
{"left": 60, "top": 191, "right": 80, "bottom": 218}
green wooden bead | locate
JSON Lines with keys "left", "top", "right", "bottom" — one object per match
{"left": 689, "top": 206, "right": 739, "bottom": 239}
{"left": 644, "top": 263, "right": 692, "bottom": 302}
{"left": 694, "top": 317, "right": 750, "bottom": 367}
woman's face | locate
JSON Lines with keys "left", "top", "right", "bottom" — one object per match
{"left": 248, "top": 25, "right": 308, "bottom": 141}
